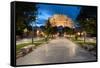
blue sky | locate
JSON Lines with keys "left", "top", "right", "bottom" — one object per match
{"left": 32, "top": 4, "right": 81, "bottom": 27}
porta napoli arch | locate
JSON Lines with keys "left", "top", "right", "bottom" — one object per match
{"left": 49, "top": 14, "right": 74, "bottom": 28}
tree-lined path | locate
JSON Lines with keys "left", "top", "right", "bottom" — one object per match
{"left": 17, "top": 37, "right": 96, "bottom": 65}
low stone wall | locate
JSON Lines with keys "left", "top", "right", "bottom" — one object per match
{"left": 16, "top": 45, "right": 35, "bottom": 59}
{"left": 81, "top": 44, "right": 96, "bottom": 56}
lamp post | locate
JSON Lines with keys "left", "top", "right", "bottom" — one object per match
{"left": 83, "top": 31, "right": 86, "bottom": 43}
{"left": 32, "top": 17, "right": 38, "bottom": 44}
{"left": 32, "top": 22, "right": 34, "bottom": 44}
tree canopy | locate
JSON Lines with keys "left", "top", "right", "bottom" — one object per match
{"left": 15, "top": 2, "right": 37, "bottom": 36}
{"left": 77, "top": 6, "right": 97, "bottom": 36}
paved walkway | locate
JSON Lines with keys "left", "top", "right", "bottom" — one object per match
{"left": 16, "top": 37, "right": 96, "bottom": 65}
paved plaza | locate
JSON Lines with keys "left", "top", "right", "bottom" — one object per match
{"left": 17, "top": 37, "right": 96, "bottom": 65}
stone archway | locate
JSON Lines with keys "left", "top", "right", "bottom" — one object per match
{"left": 49, "top": 14, "right": 74, "bottom": 28}
{"left": 49, "top": 14, "right": 74, "bottom": 37}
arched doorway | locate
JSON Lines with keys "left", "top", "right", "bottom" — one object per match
{"left": 57, "top": 26, "right": 64, "bottom": 37}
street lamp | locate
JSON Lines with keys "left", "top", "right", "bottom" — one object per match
{"left": 32, "top": 17, "right": 38, "bottom": 44}
{"left": 32, "top": 22, "right": 34, "bottom": 44}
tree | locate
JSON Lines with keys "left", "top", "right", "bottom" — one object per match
{"left": 64, "top": 27, "right": 73, "bottom": 38}
{"left": 52, "top": 26, "right": 57, "bottom": 36}
{"left": 79, "top": 18, "right": 96, "bottom": 36}
{"left": 77, "top": 6, "right": 97, "bottom": 36}
{"left": 15, "top": 2, "right": 37, "bottom": 37}
{"left": 76, "top": 7, "right": 97, "bottom": 43}
{"left": 44, "top": 19, "right": 52, "bottom": 40}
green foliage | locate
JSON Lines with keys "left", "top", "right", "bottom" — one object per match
{"left": 64, "top": 27, "right": 73, "bottom": 34}
{"left": 16, "top": 2, "right": 37, "bottom": 36}
{"left": 44, "top": 19, "right": 52, "bottom": 36}
{"left": 79, "top": 18, "right": 96, "bottom": 34}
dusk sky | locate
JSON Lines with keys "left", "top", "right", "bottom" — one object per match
{"left": 32, "top": 4, "right": 81, "bottom": 27}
